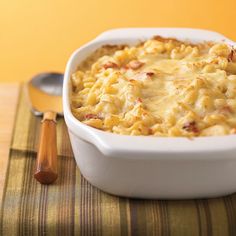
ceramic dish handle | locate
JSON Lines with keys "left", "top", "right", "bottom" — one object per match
{"left": 34, "top": 111, "right": 58, "bottom": 184}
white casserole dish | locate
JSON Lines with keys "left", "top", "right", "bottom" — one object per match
{"left": 63, "top": 28, "right": 236, "bottom": 199}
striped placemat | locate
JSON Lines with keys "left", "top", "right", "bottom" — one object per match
{"left": 1, "top": 86, "right": 236, "bottom": 236}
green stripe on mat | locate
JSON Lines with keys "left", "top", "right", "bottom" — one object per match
{"left": 1, "top": 85, "right": 236, "bottom": 236}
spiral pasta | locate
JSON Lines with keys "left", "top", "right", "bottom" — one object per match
{"left": 70, "top": 36, "right": 236, "bottom": 137}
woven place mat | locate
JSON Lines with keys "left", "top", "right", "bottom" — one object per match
{"left": 1, "top": 87, "right": 236, "bottom": 236}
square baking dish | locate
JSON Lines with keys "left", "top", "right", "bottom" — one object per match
{"left": 63, "top": 28, "right": 236, "bottom": 199}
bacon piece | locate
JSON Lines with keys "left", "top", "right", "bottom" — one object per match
{"left": 219, "top": 105, "right": 233, "bottom": 114}
{"left": 126, "top": 60, "right": 144, "bottom": 70}
{"left": 103, "top": 61, "right": 118, "bottom": 69}
{"left": 146, "top": 72, "right": 155, "bottom": 77}
{"left": 134, "top": 71, "right": 155, "bottom": 80}
{"left": 137, "top": 97, "right": 143, "bottom": 103}
{"left": 148, "top": 128, "right": 153, "bottom": 135}
{"left": 84, "top": 114, "right": 99, "bottom": 119}
{"left": 153, "top": 35, "right": 196, "bottom": 47}
{"left": 227, "top": 48, "right": 235, "bottom": 62}
{"left": 182, "top": 121, "right": 199, "bottom": 133}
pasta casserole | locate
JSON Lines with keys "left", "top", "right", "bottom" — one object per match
{"left": 70, "top": 36, "right": 236, "bottom": 137}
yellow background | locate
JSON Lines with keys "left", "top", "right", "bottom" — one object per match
{"left": 0, "top": 0, "right": 235, "bottom": 82}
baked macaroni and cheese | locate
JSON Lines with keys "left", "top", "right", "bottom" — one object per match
{"left": 70, "top": 36, "right": 236, "bottom": 137}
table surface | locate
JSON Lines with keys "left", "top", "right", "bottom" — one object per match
{"left": 0, "top": 83, "right": 235, "bottom": 236}
{"left": 0, "top": 83, "right": 20, "bottom": 203}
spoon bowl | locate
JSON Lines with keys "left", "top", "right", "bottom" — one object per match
{"left": 28, "top": 73, "right": 64, "bottom": 116}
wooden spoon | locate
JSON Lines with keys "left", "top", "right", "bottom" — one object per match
{"left": 27, "top": 73, "right": 63, "bottom": 184}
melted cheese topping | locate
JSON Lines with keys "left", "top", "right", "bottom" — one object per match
{"left": 70, "top": 37, "right": 236, "bottom": 137}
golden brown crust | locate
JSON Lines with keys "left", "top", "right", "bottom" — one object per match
{"left": 77, "top": 44, "right": 127, "bottom": 71}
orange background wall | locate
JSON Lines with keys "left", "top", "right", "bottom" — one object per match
{"left": 0, "top": 0, "right": 235, "bottom": 82}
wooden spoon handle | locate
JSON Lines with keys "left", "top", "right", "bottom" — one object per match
{"left": 34, "top": 111, "right": 58, "bottom": 184}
